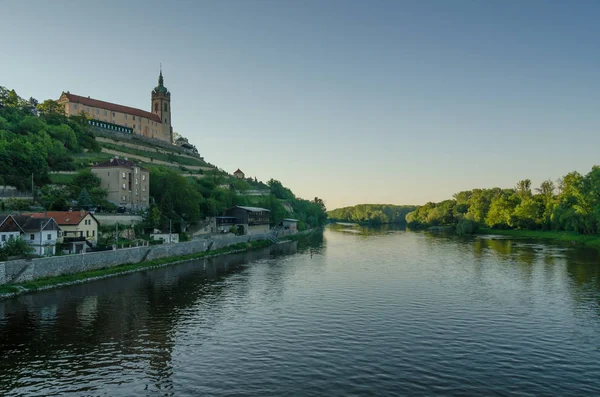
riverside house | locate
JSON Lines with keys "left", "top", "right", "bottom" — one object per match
{"left": 30, "top": 211, "right": 99, "bottom": 254}
{"left": 225, "top": 206, "right": 271, "bottom": 235}
{"left": 0, "top": 215, "right": 24, "bottom": 247}
{"left": 13, "top": 215, "right": 61, "bottom": 256}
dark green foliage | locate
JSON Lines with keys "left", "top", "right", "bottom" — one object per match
{"left": 406, "top": 166, "right": 600, "bottom": 236}
{"left": 0, "top": 86, "right": 100, "bottom": 191}
{"left": 329, "top": 204, "right": 417, "bottom": 225}
{"left": 0, "top": 238, "right": 34, "bottom": 260}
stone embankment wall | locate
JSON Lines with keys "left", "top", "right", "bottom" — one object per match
{"left": 0, "top": 233, "right": 270, "bottom": 286}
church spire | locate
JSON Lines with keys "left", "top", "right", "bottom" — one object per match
{"left": 158, "top": 64, "right": 164, "bottom": 86}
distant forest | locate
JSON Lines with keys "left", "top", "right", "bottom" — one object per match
{"left": 328, "top": 204, "right": 417, "bottom": 225}
{"left": 406, "top": 166, "right": 600, "bottom": 235}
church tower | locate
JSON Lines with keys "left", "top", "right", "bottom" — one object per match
{"left": 151, "top": 69, "right": 173, "bottom": 143}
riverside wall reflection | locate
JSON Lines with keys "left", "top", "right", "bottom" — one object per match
{"left": 0, "top": 242, "right": 299, "bottom": 394}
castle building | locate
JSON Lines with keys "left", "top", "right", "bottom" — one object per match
{"left": 57, "top": 71, "right": 173, "bottom": 144}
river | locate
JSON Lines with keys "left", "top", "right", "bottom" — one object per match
{"left": 1, "top": 227, "right": 600, "bottom": 396}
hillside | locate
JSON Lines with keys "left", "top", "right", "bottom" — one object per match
{"left": 0, "top": 85, "right": 327, "bottom": 231}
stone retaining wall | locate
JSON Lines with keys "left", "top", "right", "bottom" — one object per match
{"left": 0, "top": 233, "right": 270, "bottom": 285}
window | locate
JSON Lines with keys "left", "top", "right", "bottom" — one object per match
{"left": 47, "top": 234, "right": 51, "bottom": 240}
{"left": 142, "top": 187, "right": 146, "bottom": 192}
{"left": 73, "top": 104, "right": 78, "bottom": 109}
{"left": 138, "top": 116, "right": 141, "bottom": 121}
{"left": 86, "top": 230, "right": 90, "bottom": 237}
{"left": 112, "top": 112, "right": 115, "bottom": 117}
{"left": 125, "top": 115, "right": 127, "bottom": 120}
{"left": 104, "top": 110, "right": 107, "bottom": 116}
{"left": 108, "top": 171, "right": 110, "bottom": 176}
{"left": 165, "top": 118, "right": 168, "bottom": 123}
{"left": 122, "top": 195, "right": 126, "bottom": 201}
{"left": 30, "top": 234, "right": 35, "bottom": 240}
{"left": 96, "top": 109, "right": 99, "bottom": 114}
{"left": 122, "top": 172, "right": 126, "bottom": 179}
{"left": 1, "top": 235, "right": 5, "bottom": 242}
{"left": 122, "top": 183, "right": 126, "bottom": 190}
{"left": 142, "top": 175, "right": 146, "bottom": 181}
{"left": 133, "top": 124, "right": 136, "bottom": 129}
{"left": 85, "top": 106, "right": 89, "bottom": 111}
{"left": 92, "top": 230, "right": 95, "bottom": 237}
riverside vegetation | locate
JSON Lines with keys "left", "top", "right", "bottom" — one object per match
{"left": 405, "top": 167, "right": 600, "bottom": 244}
{"left": 0, "top": 86, "right": 327, "bottom": 235}
{"left": 327, "top": 204, "right": 417, "bottom": 225}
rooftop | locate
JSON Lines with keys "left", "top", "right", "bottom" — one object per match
{"left": 236, "top": 206, "right": 271, "bottom": 213}
{"left": 29, "top": 211, "right": 97, "bottom": 226}
{"left": 92, "top": 157, "right": 148, "bottom": 171}
{"left": 62, "top": 92, "right": 162, "bottom": 123}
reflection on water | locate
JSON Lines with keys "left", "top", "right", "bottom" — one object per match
{"left": 2, "top": 228, "right": 600, "bottom": 396}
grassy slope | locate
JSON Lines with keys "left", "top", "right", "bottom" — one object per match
{"left": 99, "top": 142, "right": 208, "bottom": 167}
{"left": 478, "top": 227, "right": 600, "bottom": 246}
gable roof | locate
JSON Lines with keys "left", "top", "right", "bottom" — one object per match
{"left": 234, "top": 169, "right": 244, "bottom": 174}
{"left": 62, "top": 92, "right": 162, "bottom": 123}
{"left": 0, "top": 215, "right": 24, "bottom": 233}
{"left": 13, "top": 215, "right": 61, "bottom": 232}
{"left": 91, "top": 157, "right": 148, "bottom": 171}
{"left": 29, "top": 211, "right": 99, "bottom": 226}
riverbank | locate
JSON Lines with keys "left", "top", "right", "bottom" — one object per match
{"left": 0, "top": 229, "right": 321, "bottom": 299}
{"left": 0, "top": 240, "right": 273, "bottom": 298}
{"left": 477, "top": 228, "right": 600, "bottom": 246}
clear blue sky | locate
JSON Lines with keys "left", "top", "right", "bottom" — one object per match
{"left": 2, "top": 0, "right": 600, "bottom": 209}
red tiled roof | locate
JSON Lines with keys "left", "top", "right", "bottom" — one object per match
{"left": 29, "top": 211, "right": 96, "bottom": 226}
{"left": 63, "top": 93, "right": 162, "bottom": 123}
{"left": 92, "top": 157, "right": 148, "bottom": 171}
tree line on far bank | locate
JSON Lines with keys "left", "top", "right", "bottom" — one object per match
{"left": 328, "top": 204, "right": 418, "bottom": 225}
{"left": 406, "top": 166, "right": 600, "bottom": 235}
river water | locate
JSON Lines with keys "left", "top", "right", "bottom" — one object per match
{"left": 1, "top": 227, "right": 600, "bottom": 396}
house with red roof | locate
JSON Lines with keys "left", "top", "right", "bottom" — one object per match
{"left": 30, "top": 210, "right": 99, "bottom": 254}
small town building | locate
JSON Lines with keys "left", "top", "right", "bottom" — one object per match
{"left": 13, "top": 215, "right": 61, "bottom": 256}
{"left": 57, "top": 70, "right": 173, "bottom": 143}
{"left": 30, "top": 211, "right": 99, "bottom": 254}
{"left": 225, "top": 206, "right": 271, "bottom": 235}
{"left": 150, "top": 232, "right": 179, "bottom": 244}
{"left": 233, "top": 169, "right": 245, "bottom": 179}
{"left": 92, "top": 157, "right": 150, "bottom": 210}
{"left": 215, "top": 216, "right": 237, "bottom": 233}
{"left": 0, "top": 215, "right": 24, "bottom": 247}
{"left": 281, "top": 218, "right": 299, "bottom": 235}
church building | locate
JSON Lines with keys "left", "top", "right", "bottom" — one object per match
{"left": 57, "top": 71, "right": 173, "bottom": 144}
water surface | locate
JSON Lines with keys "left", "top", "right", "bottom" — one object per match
{"left": 1, "top": 228, "right": 600, "bottom": 396}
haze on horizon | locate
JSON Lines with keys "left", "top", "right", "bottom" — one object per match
{"left": 2, "top": 0, "right": 599, "bottom": 210}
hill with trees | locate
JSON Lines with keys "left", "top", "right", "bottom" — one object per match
{"left": 328, "top": 204, "right": 417, "bottom": 225}
{"left": 406, "top": 166, "right": 600, "bottom": 236}
{"left": 0, "top": 85, "right": 327, "bottom": 231}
